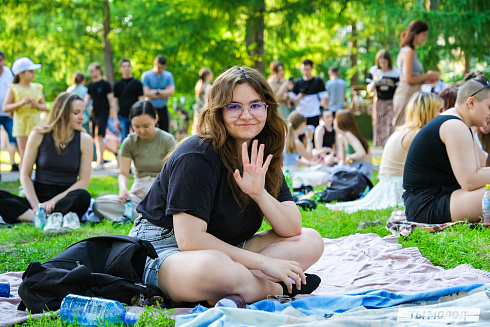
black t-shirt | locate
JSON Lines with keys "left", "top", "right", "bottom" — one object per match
{"left": 322, "top": 125, "right": 336, "bottom": 148}
{"left": 137, "top": 135, "right": 294, "bottom": 245}
{"left": 292, "top": 77, "right": 325, "bottom": 96}
{"left": 114, "top": 77, "right": 144, "bottom": 118}
{"left": 87, "top": 79, "right": 112, "bottom": 115}
{"left": 375, "top": 76, "right": 399, "bottom": 100}
{"left": 403, "top": 115, "right": 467, "bottom": 193}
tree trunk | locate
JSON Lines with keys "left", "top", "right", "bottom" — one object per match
{"left": 245, "top": 0, "right": 265, "bottom": 74}
{"left": 464, "top": 51, "right": 471, "bottom": 74}
{"left": 350, "top": 21, "right": 359, "bottom": 86}
{"left": 102, "top": 0, "right": 115, "bottom": 85}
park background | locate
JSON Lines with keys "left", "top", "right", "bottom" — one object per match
{"left": 0, "top": 0, "right": 489, "bottom": 104}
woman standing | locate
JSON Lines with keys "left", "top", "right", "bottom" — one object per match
{"left": 368, "top": 50, "right": 400, "bottom": 146}
{"left": 192, "top": 67, "right": 213, "bottom": 134}
{"left": 129, "top": 66, "right": 323, "bottom": 306}
{"left": 93, "top": 100, "right": 177, "bottom": 223}
{"left": 268, "top": 61, "right": 290, "bottom": 120}
{"left": 392, "top": 20, "right": 440, "bottom": 127}
{"left": 0, "top": 92, "right": 92, "bottom": 231}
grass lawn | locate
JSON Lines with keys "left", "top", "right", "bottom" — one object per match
{"left": 2, "top": 172, "right": 490, "bottom": 326}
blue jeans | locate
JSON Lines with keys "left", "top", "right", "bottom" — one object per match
{"left": 118, "top": 115, "right": 132, "bottom": 142}
{"left": 0, "top": 116, "right": 17, "bottom": 144}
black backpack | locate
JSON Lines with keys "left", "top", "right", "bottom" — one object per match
{"left": 18, "top": 235, "right": 174, "bottom": 313}
{"left": 319, "top": 170, "right": 373, "bottom": 203}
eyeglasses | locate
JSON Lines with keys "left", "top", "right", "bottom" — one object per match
{"left": 225, "top": 102, "right": 268, "bottom": 118}
{"left": 469, "top": 76, "right": 490, "bottom": 98}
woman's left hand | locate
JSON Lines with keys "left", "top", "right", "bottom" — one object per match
{"left": 233, "top": 140, "right": 272, "bottom": 198}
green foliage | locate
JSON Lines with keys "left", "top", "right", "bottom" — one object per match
{"left": 1, "top": 0, "right": 488, "bottom": 102}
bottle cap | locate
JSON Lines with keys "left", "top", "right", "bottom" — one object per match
{"left": 487, "top": 184, "right": 490, "bottom": 190}
{"left": 122, "top": 312, "right": 138, "bottom": 325}
{"left": 38, "top": 203, "right": 45, "bottom": 209}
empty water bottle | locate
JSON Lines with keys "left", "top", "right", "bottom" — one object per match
{"left": 34, "top": 203, "right": 46, "bottom": 229}
{"left": 124, "top": 200, "right": 134, "bottom": 220}
{"left": 482, "top": 184, "right": 490, "bottom": 226}
{"left": 60, "top": 294, "right": 138, "bottom": 327}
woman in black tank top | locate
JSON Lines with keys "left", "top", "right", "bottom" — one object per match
{"left": 314, "top": 109, "right": 336, "bottom": 166}
{"left": 403, "top": 75, "right": 490, "bottom": 224}
{"left": 0, "top": 92, "right": 93, "bottom": 227}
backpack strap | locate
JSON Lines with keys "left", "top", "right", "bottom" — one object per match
{"left": 359, "top": 172, "right": 374, "bottom": 190}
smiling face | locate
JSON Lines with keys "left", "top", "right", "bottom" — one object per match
{"left": 222, "top": 83, "right": 267, "bottom": 146}
{"left": 70, "top": 100, "right": 85, "bottom": 131}
{"left": 131, "top": 113, "right": 158, "bottom": 140}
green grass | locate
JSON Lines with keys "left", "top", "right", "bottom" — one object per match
{"left": 2, "top": 172, "right": 490, "bottom": 326}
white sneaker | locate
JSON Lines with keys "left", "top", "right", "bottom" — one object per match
{"left": 61, "top": 212, "right": 81, "bottom": 231}
{"left": 44, "top": 213, "right": 63, "bottom": 233}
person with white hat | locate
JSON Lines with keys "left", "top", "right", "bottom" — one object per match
{"left": 2, "top": 57, "right": 46, "bottom": 171}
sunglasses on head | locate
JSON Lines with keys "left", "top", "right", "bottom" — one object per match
{"left": 470, "top": 76, "right": 490, "bottom": 98}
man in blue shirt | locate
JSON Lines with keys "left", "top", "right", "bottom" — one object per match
{"left": 325, "top": 66, "right": 347, "bottom": 114}
{"left": 141, "top": 55, "right": 175, "bottom": 132}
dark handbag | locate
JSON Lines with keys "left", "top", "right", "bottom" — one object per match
{"left": 319, "top": 170, "right": 373, "bottom": 203}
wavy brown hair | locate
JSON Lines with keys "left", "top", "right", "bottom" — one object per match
{"left": 196, "top": 66, "right": 287, "bottom": 208}
{"left": 34, "top": 92, "right": 83, "bottom": 153}
{"left": 400, "top": 20, "right": 429, "bottom": 49}
{"left": 335, "top": 109, "right": 369, "bottom": 153}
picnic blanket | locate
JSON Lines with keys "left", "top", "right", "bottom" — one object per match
{"left": 3, "top": 233, "right": 490, "bottom": 326}
{"left": 386, "top": 208, "right": 463, "bottom": 237}
{"left": 177, "top": 284, "right": 490, "bottom": 326}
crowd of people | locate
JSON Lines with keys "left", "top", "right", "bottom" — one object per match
{"left": 1, "top": 17, "right": 490, "bottom": 307}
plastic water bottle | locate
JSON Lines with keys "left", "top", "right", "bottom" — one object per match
{"left": 482, "top": 184, "right": 490, "bottom": 226}
{"left": 124, "top": 200, "right": 134, "bottom": 220}
{"left": 34, "top": 203, "right": 46, "bottom": 229}
{"left": 60, "top": 294, "right": 138, "bottom": 326}
{"left": 284, "top": 170, "right": 293, "bottom": 189}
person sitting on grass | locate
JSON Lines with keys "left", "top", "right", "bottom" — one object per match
{"left": 283, "top": 110, "right": 330, "bottom": 188}
{"left": 93, "top": 100, "right": 177, "bottom": 223}
{"left": 327, "top": 92, "right": 442, "bottom": 213}
{"left": 129, "top": 66, "right": 324, "bottom": 307}
{"left": 314, "top": 109, "right": 336, "bottom": 166}
{"left": 333, "top": 108, "right": 372, "bottom": 178}
{"left": 403, "top": 75, "right": 490, "bottom": 224}
{"left": 0, "top": 92, "right": 92, "bottom": 231}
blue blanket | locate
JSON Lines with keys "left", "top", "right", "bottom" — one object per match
{"left": 176, "top": 284, "right": 489, "bottom": 326}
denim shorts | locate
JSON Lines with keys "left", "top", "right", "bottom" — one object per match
{"left": 129, "top": 216, "right": 246, "bottom": 288}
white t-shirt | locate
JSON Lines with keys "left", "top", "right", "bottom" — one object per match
{"left": 0, "top": 66, "right": 14, "bottom": 116}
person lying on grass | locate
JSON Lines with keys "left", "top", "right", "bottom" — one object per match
{"left": 403, "top": 74, "right": 490, "bottom": 224}
{"left": 129, "top": 66, "right": 324, "bottom": 307}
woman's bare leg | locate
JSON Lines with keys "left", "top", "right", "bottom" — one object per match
{"left": 157, "top": 249, "right": 283, "bottom": 305}
{"left": 245, "top": 227, "right": 324, "bottom": 271}
{"left": 450, "top": 187, "right": 486, "bottom": 222}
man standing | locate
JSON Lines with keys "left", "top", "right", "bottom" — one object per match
{"left": 290, "top": 59, "right": 328, "bottom": 127}
{"left": 85, "top": 62, "right": 119, "bottom": 169}
{"left": 114, "top": 58, "right": 143, "bottom": 141}
{"left": 0, "top": 51, "right": 18, "bottom": 171}
{"left": 325, "top": 66, "right": 347, "bottom": 114}
{"left": 141, "top": 55, "right": 175, "bottom": 132}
